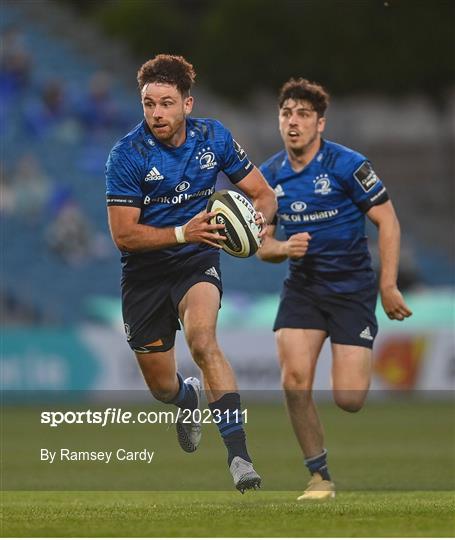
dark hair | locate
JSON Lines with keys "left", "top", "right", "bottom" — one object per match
{"left": 137, "top": 54, "right": 196, "bottom": 96}
{"left": 278, "top": 78, "right": 330, "bottom": 117}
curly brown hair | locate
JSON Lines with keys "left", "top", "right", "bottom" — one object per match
{"left": 137, "top": 54, "right": 196, "bottom": 96}
{"left": 278, "top": 78, "right": 330, "bottom": 117}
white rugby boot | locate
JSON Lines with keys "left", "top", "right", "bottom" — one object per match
{"left": 175, "top": 377, "right": 202, "bottom": 453}
{"left": 229, "top": 456, "right": 262, "bottom": 493}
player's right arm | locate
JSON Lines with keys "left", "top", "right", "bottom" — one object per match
{"left": 106, "top": 144, "right": 225, "bottom": 252}
{"left": 257, "top": 224, "right": 311, "bottom": 263}
{"left": 107, "top": 206, "right": 226, "bottom": 252}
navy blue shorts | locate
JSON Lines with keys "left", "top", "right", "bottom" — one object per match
{"left": 121, "top": 253, "right": 222, "bottom": 353}
{"left": 273, "top": 280, "right": 378, "bottom": 349}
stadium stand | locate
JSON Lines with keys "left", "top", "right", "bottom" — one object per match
{"left": 2, "top": 2, "right": 453, "bottom": 325}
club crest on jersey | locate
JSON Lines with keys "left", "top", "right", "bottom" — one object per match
{"left": 196, "top": 146, "right": 217, "bottom": 170}
{"left": 145, "top": 166, "right": 164, "bottom": 181}
{"left": 290, "top": 201, "right": 307, "bottom": 212}
{"left": 313, "top": 174, "right": 332, "bottom": 195}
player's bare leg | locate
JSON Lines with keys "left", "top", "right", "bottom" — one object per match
{"left": 178, "top": 282, "right": 236, "bottom": 397}
{"left": 331, "top": 344, "right": 372, "bottom": 412}
{"left": 135, "top": 348, "right": 178, "bottom": 401}
{"left": 179, "top": 281, "right": 261, "bottom": 492}
{"left": 136, "top": 348, "right": 202, "bottom": 453}
{"left": 276, "top": 328, "right": 335, "bottom": 500}
{"left": 276, "top": 328, "right": 326, "bottom": 456}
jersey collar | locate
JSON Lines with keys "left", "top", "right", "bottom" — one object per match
{"left": 284, "top": 138, "right": 326, "bottom": 175}
{"left": 141, "top": 119, "right": 197, "bottom": 150}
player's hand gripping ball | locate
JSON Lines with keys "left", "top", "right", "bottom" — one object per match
{"left": 206, "top": 190, "right": 261, "bottom": 257}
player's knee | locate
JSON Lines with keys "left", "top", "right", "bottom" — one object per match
{"left": 187, "top": 332, "right": 218, "bottom": 368}
{"left": 333, "top": 391, "right": 365, "bottom": 413}
{"left": 281, "top": 369, "right": 313, "bottom": 393}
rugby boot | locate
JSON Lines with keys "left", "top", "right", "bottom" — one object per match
{"left": 297, "top": 472, "right": 336, "bottom": 501}
{"left": 176, "top": 377, "right": 202, "bottom": 452}
{"left": 229, "top": 456, "right": 262, "bottom": 493}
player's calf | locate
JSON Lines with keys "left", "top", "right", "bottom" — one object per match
{"left": 208, "top": 392, "right": 262, "bottom": 493}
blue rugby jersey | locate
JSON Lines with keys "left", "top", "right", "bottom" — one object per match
{"left": 106, "top": 117, "right": 253, "bottom": 277}
{"left": 260, "top": 139, "right": 389, "bottom": 294}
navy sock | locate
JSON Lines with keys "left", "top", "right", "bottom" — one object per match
{"left": 168, "top": 373, "right": 197, "bottom": 410}
{"left": 304, "top": 449, "right": 331, "bottom": 481}
{"left": 209, "top": 392, "right": 251, "bottom": 466}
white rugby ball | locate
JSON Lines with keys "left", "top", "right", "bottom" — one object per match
{"left": 206, "top": 190, "right": 261, "bottom": 258}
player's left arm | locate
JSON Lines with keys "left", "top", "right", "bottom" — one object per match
{"left": 235, "top": 167, "right": 277, "bottom": 235}
{"left": 367, "top": 201, "right": 413, "bottom": 321}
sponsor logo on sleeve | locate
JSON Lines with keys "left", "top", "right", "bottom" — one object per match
{"left": 354, "top": 161, "right": 379, "bottom": 192}
{"left": 370, "top": 186, "right": 387, "bottom": 202}
{"left": 107, "top": 196, "right": 138, "bottom": 206}
{"left": 233, "top": 139, "right": 247, "bottom": 161}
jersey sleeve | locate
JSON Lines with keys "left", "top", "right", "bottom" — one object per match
{"left": 217, "top": 122, "right": 254, "bottom": 184}
{"left": 259, "top": 162, "right": 269, "bottom": 179}
{"left": 105, "top": 147, "right": 143, "bottom": 207}
{"left": 342, "top": 157, "right": 389, "bottom": 213}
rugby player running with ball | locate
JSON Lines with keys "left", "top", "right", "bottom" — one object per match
{"left": 105, "top": 54, "right": 276, "bottom": 492}
{"left": 258, "top": 78, "right": 412, "bottom": 500}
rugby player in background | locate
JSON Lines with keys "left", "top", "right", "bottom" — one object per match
{"left": 105, "top": 54, "right": 276, "bottom": 492}
{"left": 258, "top": 78, "right": 412, "bottom": 500}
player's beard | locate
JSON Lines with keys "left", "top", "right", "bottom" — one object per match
{"left": 152, "top": 114, "right": 186, "bottom": 146}
{"left": 288, "top": 129, "right": 319, "bottom": 157}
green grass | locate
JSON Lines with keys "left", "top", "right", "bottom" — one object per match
{"left": 2, "top": 491, "right": 454, "bottom": 537}
{"left": 2, "top": 399, "right": 454, "bottom": 536}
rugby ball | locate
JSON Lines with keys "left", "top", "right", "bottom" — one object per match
{"left": 206, "top": 190, "right": 261, "bottom": 258}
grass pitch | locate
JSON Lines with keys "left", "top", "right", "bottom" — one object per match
{"left": 2, "top": 399, "right": 454, "bottom": 536}
{"left": 2, "top": 491, "right": 454, "bottom": 537}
